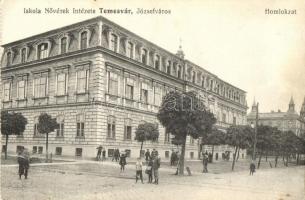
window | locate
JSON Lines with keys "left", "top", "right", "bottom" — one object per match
{"left": 222, "top": 113, "right": 226, "bottom": 123}
{"left": 57, "top": 123, "right": 64, "bottom": 137}
{"left": 124, "top": 118, "right": 132, "bottom": 140}
{"left": 80, "top": 32, "right": 88, "bottom": 49}
{"left": 166, "top": 61, "right": 171, "bottom": 75}
{"left": 125, "top": 84, "right": 134, "bottom": 99}
{"left": 61, "top": 37, "right": 67, "bottom": 54}
{"left": 75, "top": 148, "right": 82, "bottom": 157}
{"left": 108, "top": 149, "right": 114, "bottom": 157}
{"left": 154, "top": 86, "right": 161, "bottom": 106}
{"left": 210, "top": 80, "right": 214, "bottom": 91}
{"left": 38, "top": 146, "right": 43, "bottom": 154}
{"left": 38, "top": 43, "right": 48, "bottom": 59}
{"left": 76, "top": 70, "right": 89, "bottom": 93}
{"left": 165, "top": 151, "right": 170, "bottom": 158}
{"left": 202, "top": 76, "right": 205, "bottom": 88}
{"left": 21, "top": 48, "right": 26, "bottom": 63}
{"left": 76, "top": 113, "right": 85, "bottom": 137}
{"left": 164, "top": 128, "right": 170, "bottom": 143}
{"left": 108, "top": 72, "right": 118, "bottom": 96}
{"left": 55, "top": 147, "right": 62, "bottom": 155}
{"left": 17, "top": 80, "right": 26, "bottom": 99}
{"left": 33, "top": 123, "right": 39, "bottom": 136}
{"left": 125, "top": 149, "right": 131, "bottom": 157}
{"left": 141, "top": 48, "right": 147, "bottom": 64}
{"left": 126, "top": 42, "right": 133, "bottom": 58}
{"left": 16, "top": 146, "right": 24, "bottom": 153}
{"left": 192, "top": 72, "right": 196, "bottom": 83}
{"left": 190, "top": 152, "right": 194, "bottom": 159}
{"left": 56, "top": 73, "right": 67, "bottom": 96}
{"left": 32, "top": 146, "right": 37, "bottom": 154}
{"left": 34, "top": 76, "right": 47, "bottom": 98}
{"left": 233, "top": 117, "right": 237, "bottom": 125}
{"left": 154, "top": 55, "right": 160, "bottom": 70}
{"left": 190, "top": 136, "right": 194, "bottom": 145}
{"left": 110, "top": 34, "right": 118, "bottom": 52}
{"left": 141, "top": 88, "right": 148, "bottom": 104}
{"left": 7, "top": 52, "right": 11, "bottom": 66}
{"left": 107, "top": 116, "right": 116, "bottom": 139}
{"left": 177, "top": 65, "right": 182, "bottom": 78}
{"left": 3, "top": 82, "right": 11, "bottom": 101}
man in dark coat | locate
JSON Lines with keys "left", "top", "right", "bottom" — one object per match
{"left": 18, "top": 148, "right": 30, "bottom": 179}
{"left": 152, "top": 152, "right": 161, "bottom": 184}
{"left": 250, "top": 161, "right": 256, "bottom": 175}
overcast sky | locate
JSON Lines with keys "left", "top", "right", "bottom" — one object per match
{"left": 1, "top": 0, "right": 304, "bottom": 113}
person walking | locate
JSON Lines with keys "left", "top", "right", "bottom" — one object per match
{"left": 250, "top": 161, "right": 256, "bottom": 175}
{"left": 96, "top": 145, "right": 102, "bottom": 161}
{"left": 145, "top": 149, "right": 150, "bottom": 163}
{"left": 115, "top": 149, "right": 120, "bottom": 162}
{"left": 152, "top": 152, "right": 161, "bottom": 184}
{"left": 203, "top": 153, "right": 208, "bottom": 173}
{"left": 146, "top": 158, "right": 153, "bottom": 183}
{"left": 18, "top": 148, "right": 30, "bottom": 179}
{"left": 102, "top": 149, "right": 106, "bottom": 161}
{"left": 119, "top": 152, "right": 127, "bottom": 172}
{"left": 135, "top": 157, "right": 144, "bottom": 183}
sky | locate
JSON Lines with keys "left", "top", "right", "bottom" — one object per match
{"left": 1, "top": 0, "right": 304, "bottom": 113}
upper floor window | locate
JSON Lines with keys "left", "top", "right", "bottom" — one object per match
{"left": 56, "top": 73, "right": 67, "bottom": 96}
{"left": 125, "top": 84, "right": 134, "bottom": 100}
{"left": 56, "top": 115, "right": 64, "bottom": 137}
{"left": 154, "top": 86, "right": 162, "bottom": 106}
{"left": 177, "top": 65, "right": 182, "bottom": 79}
{"left": 76, "top": 70, "right": 89, "bottom": 94}
{"left": 61, "top": 37, "right": 67, "bottom": 54}
{"left": 126, "top": 42, "right": 133, "bottom": 58}
{"left": 141, "top": 48, "right": 147, "bottom": 64}
{"left": 108, "top": 72, "right": 118, "bottom": 96}
{"left": 38, "top": 43, "right": 49, "bottom": 59}
{"left": 110, "top": 34, "right": 118, "bottom": 52}
{"left": 17, "top": 80, "right": 26, "bottom": 100}
{"left": 34, "top": 76, "right": 47, "bottom": 98}
{"left": 124, "top": 118, "right": 132, "bottom": 140}
{"left": 76, "top": 114, "right": 85, "bottom": 137}
{"left": 6, "top": 52, "right": 11, "bottom": 66}
{"left": 107, "top": 116, "right": 116, "bottom": 139}
{"left": 233, "top": 116, "right": 237, "bottom": 125}
{"left": 80, "top": 32, "right": 88, "bottom": 50}
{"left": 210, "top": 80, "right": 214, "bottom": 90}
{"left": 141, "top": 83, "right": 149, "bottom": 104}
{"left": 222, "top": 113, "right": 226, "bottom": 123}
{"left": 201, "top": 76, "right": 205, "bottom": 88}
{"left": 154, "top": 55, "right": 160, "bottom": 70}
{"left": 192, "top": 72, "right": 196, "bottom": 83}
{"left": 166, "top": 61, "right": 171, "bottom": 75}
{"left": 21, "top": 48, "right": 26, "bottom": 63}
{"left": 164, "top": 128, "right": 170, "bottom": 143}
{"left": 3, "top": 82, "right": 11, "bottom": 101}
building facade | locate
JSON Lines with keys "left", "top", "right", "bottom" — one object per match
{"left": 247, "top": 97, "right": 305, "bottom": 136}
{"left": 1, "top": 16, "right": 247, "bottom": 159}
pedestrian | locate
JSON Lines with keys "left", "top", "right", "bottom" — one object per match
{"left": 115, "top": 149, "right": 120, "bottom": 162}
{"left": 135, "top": 157, "right": 144, "bottom": 183}
{"left": 146, "top": 158, "right": 153, "bottom": 183}
{"left": 250, "top": 161, "right": 256, "bottom": 175}
{"left": 151, "top": 149, "right": 157, "bottom": 159}
{"left": 102, "top": 149, "right": 106, "bottom": 161}
{"left": 145, "top": 149, "right": 151, "bottom": 163}
{"left": 18, "top": 148, "right": 30, "bottom": 179}
{"left": 112, "top": 148, "right": 117, "bottom": 162}
{"left": 96, "top": 145, "right": 102, "bottom": 161}
{"left": 208, "top": 152, "right": 213, "bottom": 163}
{"left": 170, "top": 150, "right": 175, "bottom": 166}
{"left": 152, "top": 152, "right": 161, "bottom": 184}
{"left": 202, "top": 154, "right": 208, "bottom": 173}
{"left": 119, "top": 152, "right": 127, "bottom": 172}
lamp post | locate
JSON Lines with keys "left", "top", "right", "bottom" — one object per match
{"left": 252, "top": 102, "right": 259, "bottom": 161}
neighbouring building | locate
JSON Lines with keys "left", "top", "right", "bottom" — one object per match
{"left": 247, "top": 97, "right": 305, "bottom": 136}
{"left": 1, "top": 16, "right": 247, "bottom": 159}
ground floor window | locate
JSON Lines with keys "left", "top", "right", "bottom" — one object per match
{"left": 16, "top": 145, "right": 24, "bottom": 153}
{"left": 38, "top": 146, "right": 43, "bottom": 154}
{"left": 75, "top": 148, "right": 82, "bottom": 157}
{"left": 190, "top": 152, "right": 194, "bottom": 159}
{"left": 33, "top": 146, "right": 37, "bottom": 154}
{"left": 125, "top": 149, "right": 131, "bottom": 157}
{"left": 55, "top": 147, "right": 62, "bottom": 156}
{"left": 165, "top": 151, "right": 169, "bottom": 158}
{"left": 108, "top": 149, "right": 114, "bottom": 157}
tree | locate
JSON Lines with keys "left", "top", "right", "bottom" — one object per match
{"left": 226, "top": 125, "right": 253, "bottom": 171}
{"left": 256, "top": 125, "right": 274, "bottom": 169}
{"left": 134, "top": 122, "right": 159, "bottom": 157}
{"left": 157, "top": 91, "right": 216, "bottom": 175}
{"left": 37, "top": 113, "right": 59, "bottom": 161}
{"left": 1, "top": 111, "right": 28, "bottom": 159}
{"left": 201, "top": 128, "right": 225, "bottom": 162}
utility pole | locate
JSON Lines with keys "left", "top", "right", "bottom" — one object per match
{"left": 252, "top": 102, "right": 259, "bottom": 160}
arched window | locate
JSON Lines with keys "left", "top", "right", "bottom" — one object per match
{"left": 166, "top": 60, "right": 171, "bottom": 75}
{"left": 124, "top": 118, "right": 132, "bottom": 140}
{"left": 38, "top": 43, "right": 48, "bottom": 59}
{"left": 7, "top": 52, "right": 11, "bottom": 66}
{"left": 61, "top": 37, "right": 67, "bottom": 54}
{"left": 21, "top": 48, "right": 26, "bottom": 63}
{"left": 110, "top": 34, "right": 118, "bottom": 52}
{"left": 177, "top": 65, "right": 182, "bottom": 79}
{"left": 76, "top": 113, "right": 85, "bottom": 137}
{"left": 107, "top": 116, "right": 116, "bottom": 139}
{"left": 141, "top": 48, "right": 147, "bottom": 64}
{"left": 56, "top": 115, "right": 65, "bottom": 137}
{"left": 80, "top": 31, "right": 88, "bottom": 50}
{"left": 126, "top": 41, "right": 133, "bottom": 58}
{"left": 154, "top": 55, "right": 160, "bottom": 70}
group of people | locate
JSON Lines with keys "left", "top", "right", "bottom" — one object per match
{"left": 170, "top": 150, "right": 180, "bottom": 166}
{"left": 96, "top": 145, "right": 106, "bottom": 161}
{"left": 17, "top": 148, "right": 30, "bottom": 179}
{"left": 136, "top": 149, "right": 161, "bottom": 184}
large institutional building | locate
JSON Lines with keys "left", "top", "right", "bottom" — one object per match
{"left": 247, "top": 97, "right": 305, "bottom": 136}
{"left": 1, "top": 16, "right": 247, "bottom": 159}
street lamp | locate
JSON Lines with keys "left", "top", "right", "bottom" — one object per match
{"left": 251, "top": 102, "right": 259, "bottom": 161}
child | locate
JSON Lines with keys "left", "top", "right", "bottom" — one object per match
{"left": 135, "top": 157, "right": 144, "bottom": 183}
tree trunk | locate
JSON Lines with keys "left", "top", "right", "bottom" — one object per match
{"left": 296, "top": 153, "right": 300, "bottom": 165}
{"left": 286, "top": 155, "right": 289, "bottom": 167}
{"left": 275, "top": 155, "right": 278, "bottom": 168}
{"left": 211, "top": 145, "right": 214, "bottom": 163}
{"left": 236, "top": 147, "right": 240, "bottom": 162}
{"left": 257, "top": 153, "right": 263, "bottom": 169}
{"left": 5, "top": 135, "right": 9, "bottom": 160}
{"left": 178, "top": 134, "right": 187, "bottom": 175}
{"left": 231, "top": 146, "right": 238, "bottom": 171}
{"left": 140, "top": 141, "right": 144, "bottom": 157}
{"left": 46, "top": 133, "right": 49, "bottom": 162}
{"left": 265, "top": 152, "right": 268, "bottom": 162}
